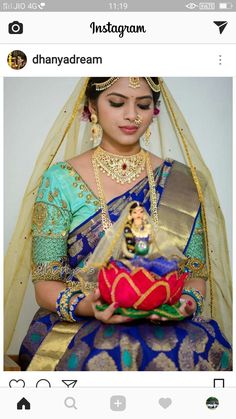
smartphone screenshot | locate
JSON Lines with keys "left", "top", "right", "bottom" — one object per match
{"left": 0, "top": 0, "right": 235, "bottom": 417}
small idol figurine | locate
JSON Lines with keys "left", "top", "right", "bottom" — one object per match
{"left": 98, "top": 202, "right": 188, "bottom": 312}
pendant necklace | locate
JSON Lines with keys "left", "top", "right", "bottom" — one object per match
{"left": 92, "top": 147, "right": 159, "bottom": 231}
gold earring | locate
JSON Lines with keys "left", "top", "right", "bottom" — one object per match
{"left": 90, "top": 113, "right": 103, "bottom": 143}
{"left": 144, "top": 126, "right": 151, "bottom": 146}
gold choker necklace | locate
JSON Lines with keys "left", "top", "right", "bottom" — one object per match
{"left": 93, "top": 146, "right": 146, "bottom": 185}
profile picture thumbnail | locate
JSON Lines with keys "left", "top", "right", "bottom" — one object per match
{"left": 7, "top": 50, "right": 27, "bottom": 70}
{"left": 206, "top": 397, "right": 219, "bottom": 409}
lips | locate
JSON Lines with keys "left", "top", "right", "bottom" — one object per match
{"left": 119, "top": 126, "right": 138, "bottom": 134}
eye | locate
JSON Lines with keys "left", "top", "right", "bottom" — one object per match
{"left": 138, "top": 104, "right": 151, "bottom": 110}
{"left": 109, "top": 100, "right": 124, "bottom": 107}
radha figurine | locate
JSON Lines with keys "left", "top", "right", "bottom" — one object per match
{"left": 97, "top": 201, "right": 188, "bottom": 314}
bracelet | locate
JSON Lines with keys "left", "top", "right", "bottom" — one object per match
{"left": 56, "top": 289, "right": 65, "bottom": 319}
{"left": 69, "top": 292, "right": 86, "bottom": 322}
{"left": 56, "top": 287, "right": 82, "bottom": 322}
{"left": 181, "top": 287, "right": 204, "bottom": 316}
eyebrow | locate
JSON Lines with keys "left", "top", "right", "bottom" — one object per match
{"left": 106, "top": 93, "right": 153, "bottom": 100}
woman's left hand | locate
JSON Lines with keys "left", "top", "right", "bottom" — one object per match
{"left": 149, "top": 296, "right": 196, "bottom": 322}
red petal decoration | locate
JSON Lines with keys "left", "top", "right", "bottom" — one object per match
{"left": 98, "top": 261, "right": 188, "bottom": 310}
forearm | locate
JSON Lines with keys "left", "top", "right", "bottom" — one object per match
{"left": 34, "top": 281, "right": 95, "bottom": 317}
{"left": 35, "top": 281, "right": 66, "bottom": 312}
{"left": 74, "top": 293, "right": 94, "bottom": 317}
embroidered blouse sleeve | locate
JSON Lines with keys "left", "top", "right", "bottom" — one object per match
{"left": 31, "top": 166, "right": 72, "bottom": 283}
{"left": 183, "top": 209, "right": 208, "bottom": 280}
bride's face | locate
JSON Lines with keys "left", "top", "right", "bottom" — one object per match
{"left": 94, "top": 77, "right": 154, "bottom": 147}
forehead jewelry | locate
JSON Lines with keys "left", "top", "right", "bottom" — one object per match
{"left": 129, "top": 77, "right": 140, "bottom": 89}
{"left": 134, "top": 114, "right": 142, "bottom": 127}
{"left": 92, "top": 77, "right": 160, "bottom": 93}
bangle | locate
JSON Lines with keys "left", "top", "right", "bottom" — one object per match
{"left": 181, "top": 287, "right": 204, "bottom": 316}
{"left": 69, "top": 292, "right": 86, "bottom": 321}
{"left": 56, "top": 287, "right": 82, "bottom": 322}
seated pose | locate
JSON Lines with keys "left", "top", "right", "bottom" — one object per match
{"left": 5, "top": 77, "right": 232, "bottom": 371}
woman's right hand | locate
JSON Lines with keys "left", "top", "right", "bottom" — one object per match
{"left": 90, "top": 289, "right": 133, "bottom": 324}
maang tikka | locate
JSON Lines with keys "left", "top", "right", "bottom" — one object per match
{"left": 93, "top": 77, "right": 160, "bottom": 93}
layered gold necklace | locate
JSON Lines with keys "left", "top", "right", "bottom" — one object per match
{"left": 92, "top": 146, "right": 159, "bottom": 231}
{"left": 93, "top": 146, "right": 146, "bottom": 184}
{"left": 131, "top": 223, "right": 150, "bottom": 238}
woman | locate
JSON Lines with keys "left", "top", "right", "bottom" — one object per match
{"left": 7, "top": 77, "right": 232, "bottom": 370}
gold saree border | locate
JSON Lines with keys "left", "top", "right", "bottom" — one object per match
{"left": 158, "top": 161, "right": 200, "bottom": 253}
{"left": 27, "top": 321, "right": 83, "bottom": 371}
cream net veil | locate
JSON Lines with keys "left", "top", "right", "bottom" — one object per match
{"left": 4, "top": 77, "right": 232, "bottom": 350}
{"left": 86, "top": 201, "right": 185, "bottom": 268}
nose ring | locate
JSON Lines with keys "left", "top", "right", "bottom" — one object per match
{"left": 134, "top": 114, "right": 142, "bottom": 127}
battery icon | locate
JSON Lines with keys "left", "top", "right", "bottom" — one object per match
{"left": 219, "top": 2, "right": 233, "bottom": 8}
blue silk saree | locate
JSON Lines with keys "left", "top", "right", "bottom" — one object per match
{"left": 19, "top": 159, "right": 232, "bottom": 371}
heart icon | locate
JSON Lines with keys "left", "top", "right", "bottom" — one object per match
{"left": 9, "top": 379, "right": 25, "bottom": 388}
{"left": 158, "top": 397, "right": 172, "bottom": 409}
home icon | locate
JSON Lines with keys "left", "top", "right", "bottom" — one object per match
{"left": 17, "top": 397, "right": 31, "bottom": 410}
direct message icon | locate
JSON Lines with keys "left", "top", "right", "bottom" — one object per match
{"left": 214, "top": 21, "right": 228, "bottom": 34}
{"left": 158, "top": 397, "right": 172, "bottom": 409}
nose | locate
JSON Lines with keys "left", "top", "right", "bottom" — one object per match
{"left": 124, "top": 102, "right": 137, "bottom": 122}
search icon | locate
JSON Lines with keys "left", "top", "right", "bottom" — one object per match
{"left": 64, "top": 397, "right": 78, "bottom": 409}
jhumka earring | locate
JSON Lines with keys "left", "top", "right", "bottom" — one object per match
{"left": 90, "top": 113, "right": 103, "bottom": 144}
{"left": 143, "top": 126, "right": 151, "bottom": 146}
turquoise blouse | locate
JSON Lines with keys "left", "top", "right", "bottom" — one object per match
{"left": 31, "top": 162, "right": 207, "bottom": 283}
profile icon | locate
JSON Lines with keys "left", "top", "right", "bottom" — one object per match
{"left": 7, "top": 50, "right": 27, "bottom": 70}
{"left": 206, "top": 396, "right": 219, "bottom": 409}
